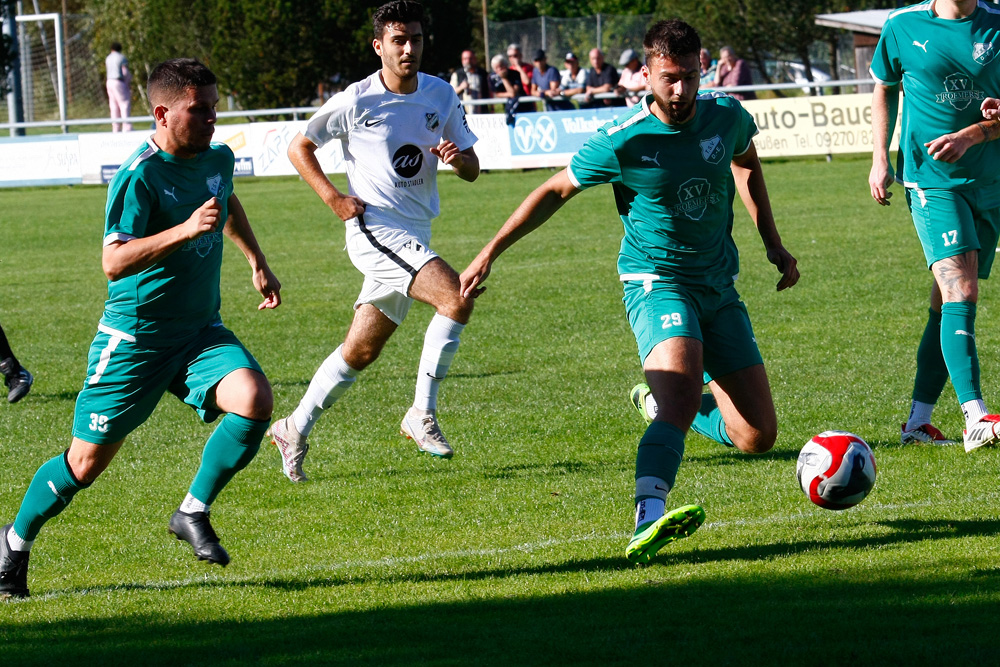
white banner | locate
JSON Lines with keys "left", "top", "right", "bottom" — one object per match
{"left": 0, "top": 135, "right": 80, "bottom": 186}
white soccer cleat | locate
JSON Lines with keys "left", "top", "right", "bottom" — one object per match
{"left": 963, "top": 415, "right": 1000, "bottom": 453}
{"left": 269, "top": 416, "right": 309, "bottom": 482}
{"left": 900, "top": 422, "right": 955, "bottom": 446}
{"left": 400, "top": 408, "right": 454, "bottom": 459}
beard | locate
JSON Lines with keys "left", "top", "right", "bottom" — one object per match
{"left": 662, "top": 98, "right": 695, "bottom": 125}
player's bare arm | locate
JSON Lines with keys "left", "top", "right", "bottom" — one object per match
{"left": 731, "top": 144, "right": 799, "bottom": 291}
{"left": 430, "top": 142, "right": 479, "bottom": 182}
{"left": 101, "top": 197, "right": 222, "bottom": 281}
{"left": 870, "top": 83, "right": 900, "bottom": 206}
{"left": 287, "top": 132, "right": 367, "bottom": 221}
{"left": 460, "top": 169, "right": 579, "bottom": 298}
{"left": 224, "top": 193, "right": 282, "bottom": 310}
{"left": 924, "top": 114, "right": 1000, "bottom": 163}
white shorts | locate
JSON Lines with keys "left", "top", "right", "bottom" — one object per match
{"left": 346, "top": 214, "right": 438, "bottom": 325}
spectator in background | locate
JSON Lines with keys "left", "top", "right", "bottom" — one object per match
{"left": 617, "top": 48, "right": 647, "bottom": 106}
{"left": 584, "top": 48, "right": 622, "bottom": 107}
{"left": 489, "top": 54, "right": 533, "bottom": 118}
{"left": 531, "top": 49, "right": 562, "bottom": 111}
{"left": 450, "top": 49, "right": 490, "bottom": 114}
{"left": 506, "top": 44, "right": 532, "bottom": 95}
{"left": 714, "top": 46, "right": 756, "bottom": 100}
{"left": 560, "top": 52, "right": 587, "bottom": 100}
{"left": 699, "top": 48, "right": 716, "bottom": 86}
{"left": 105, "top": 42, "right": 133, "bottom": 132}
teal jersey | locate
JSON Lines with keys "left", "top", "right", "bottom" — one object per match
{"left": 101, "top": 140, "right": 235, "bottom": 346}
{"left": 870, "top": 0, "right": 1000, "bottom": 189}
{"left": 567, "top": 93, "right": 757, "bottom": 288}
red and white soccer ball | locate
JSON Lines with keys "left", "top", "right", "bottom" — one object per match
{"left": 796, "top": 431, "right": 877, "bottom": 510}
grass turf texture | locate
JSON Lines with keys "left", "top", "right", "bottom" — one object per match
{"left": 2, "top": 156, "right": 1000, "bottom": 665}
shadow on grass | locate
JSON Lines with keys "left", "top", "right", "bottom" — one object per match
{"left": 7, "top": 520, "right": 999, "bottom": 664}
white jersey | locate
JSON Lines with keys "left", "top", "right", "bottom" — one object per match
{"left": 304, "top": 71, "right": 477, "bottom": 231}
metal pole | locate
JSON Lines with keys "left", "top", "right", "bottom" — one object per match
{"left": 481, "top": 0, "right": 489, "bottom": 68}
{"left": 596, "top": 13, "right": 602, "bottom": 52}
{"left": 541, "top": 15, "right": 546, "bottom": 51}
{"left": 54, "top": 11, "right": 64, "bottom": 131}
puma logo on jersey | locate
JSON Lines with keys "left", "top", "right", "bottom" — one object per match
{"left": 913, "top": 40, "right": 929, "bottom": 52}
{"left": 641, "top": 152, "right": 660, "bottom": 166}
{"left": 163, "top": 187, "right": 178, "bottom": 202}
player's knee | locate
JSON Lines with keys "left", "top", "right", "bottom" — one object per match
{"left": 343, "top": 343, "right": 382, "bottom": 369}
{"left": 438, "top": 294, "right": 474, "bottom": 324}
{"left": 240, "top": 376, "right": 274, "bottom": 420}
{"left": 733, "top": 424, "right": 777, "bottom": 454}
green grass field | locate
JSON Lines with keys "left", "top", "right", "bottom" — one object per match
{"left": 2, "top": 157, "right": 1000, "bottom": 665}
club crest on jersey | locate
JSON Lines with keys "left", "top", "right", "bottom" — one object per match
{"left": 700, "top": 135, "right": 725, "bottom": 164}
{"left": 936, "top": 72, "right": 982, "bottom": 110}
{"left": 425, "top": 112, "right": 440, "bottom": 131}
{"left": 668, "top": 177, "right": 723, "bottom": 221}
{"left": 974, "top": 42, "right": 997, "bottom": 65}
{"left": 206, "top": 173, "right": 223, "bottom": 196}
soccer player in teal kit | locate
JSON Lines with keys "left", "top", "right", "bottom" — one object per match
{"left": 0, "top": 59, "right": 281, "bottom": 598}
{"left": 870, "top": 0, "right": 1000, "bottom": 452}
{"left": 460, "top": 20, "right": 798, "bottom": 563}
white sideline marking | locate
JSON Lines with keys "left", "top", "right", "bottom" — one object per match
{"left": 25, "top": 495, "right": 995, "bottom": 602}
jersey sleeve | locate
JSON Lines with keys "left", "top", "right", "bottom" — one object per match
{"left": 869, "top": 18, "right": 902, "bottom": 85}
{"left": 732, "top": 100, "right": 759, "bottom": 156}
{"left": 304, "top": 89, "right": 356, "bottom": 148}
{"left": 104, "top": 170, "right": 153, "bottom": 244}
{"left": 442, "top": 93, "right": 478, "bottom": 150}
{"left": 566, "top": 130, "right": 620, "bottom": 189}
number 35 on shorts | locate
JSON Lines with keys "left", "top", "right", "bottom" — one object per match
{"left": 89, "top": 413, "right": 110, "bottom": 433}
{"left": 660, "top": 312, "right": 683, "bottom": 329}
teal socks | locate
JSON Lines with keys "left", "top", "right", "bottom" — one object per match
{"left": 189, "top": 414, "right": 269, "bottom": 505}
{"left": 635, "top": 421, "right": 685, "bottom": 502}
{"left": 913, "top": 308, "right": 948, "bottom": 405}
{"left": 940, "top": 301, "right": 981, "bottom": 404}
{"left": 13, "top": 452, "right": 90, "bottom": 541}
{"left": 690, "top": 393, "right": 734, "bottom": 447}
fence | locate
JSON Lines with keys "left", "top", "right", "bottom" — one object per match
{"left": 487, "top": 14, "right": 653, "bottom": 68}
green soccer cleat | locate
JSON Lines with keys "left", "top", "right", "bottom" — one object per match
{"left": 629, "top": 383, "right": 655, "bottom": 424}
{"left": 625, "top": 504, "right": 705, "bottom": 564}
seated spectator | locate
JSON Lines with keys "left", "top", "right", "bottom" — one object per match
{"left": 560, "top": 52, "right": 587, "bottom": 98}
{"left": 489, "top": 54, "right": 534, "bottom": 118}
{"left": 714, "top": 46, "right": 756, "bottom": 100}
{"left": 506, "top": 44, "right": 532, "bottom": 95}
{"left": 450, "top": 49, "right": 490, "bottom": 114}
{"left": 584, "top": 48, "right": 623, "bottom": 107}
{"left": 531, "top": 49, "right": 562, "bottom": 111}
{"left": 616, "top": 48, "right": 647, "bottom": 106}
{"left": 699, "top": 48, "right": 716, "bottom": 87}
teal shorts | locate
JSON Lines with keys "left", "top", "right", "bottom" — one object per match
{"left": 906, "top": 185, "right": 1000, "bottom": 278}
{"left": 72, "top": 323, "right": 263, "bottom": 445}
{"left": 622, "top": 280, "right": 763, "bottom": 381}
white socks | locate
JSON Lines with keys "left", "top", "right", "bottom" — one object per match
{"left": 634, "top": 476, "right": 670, "bottom": 528}
{"left": 6, "top": 526, "right": 32, "bottom": 552}
{"left": 962, "top": 399, "right": 988, "bottom": 429}
{"left": 180, "top": 493, "right": 209, "bottom": 514}
{"left": 413, "top": 314, "right": 465, "bottom": 412}
{"left": 292, "top": 345, "right": 360, "bottom": 437}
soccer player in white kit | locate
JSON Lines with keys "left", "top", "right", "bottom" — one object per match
{"left": 269, "top": 0, "right": 480, "bottom": 480}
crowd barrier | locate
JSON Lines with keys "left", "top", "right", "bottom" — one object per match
{"left": 0, "top": 93, "right": 897, "bottom": 189}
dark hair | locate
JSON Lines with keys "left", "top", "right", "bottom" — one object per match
{"left": 110, "top": 41, "right": 122, "bottom": 52}
{"left": 372, "top": 1, "right": 424, "bottom": 40}
{"left": 643, "top": 19, "right": 701, "bottom": 63}
{"left": 147, "top": 58, "right": 217, "bottom": 105}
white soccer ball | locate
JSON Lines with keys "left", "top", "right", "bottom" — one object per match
{"left": 796, "top": 431, "right": 877, "bottom": 510}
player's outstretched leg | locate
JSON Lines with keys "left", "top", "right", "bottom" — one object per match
{"left": 0, "top": 357, "right": 33, "bottom": 404}
{"left": 902, "top": 307, "right": 953, "bottom": 445}
{"left": 276, "top": 344, "right": 361, "bottom": 482}
{"left": 0, "top": 524, "right": 30, "bottom": 599}
{"left": 170, "top": 413, "right": 267, "bottom": 565}
{"left": 403, "top": 313, "right": 466, "bottom": 459}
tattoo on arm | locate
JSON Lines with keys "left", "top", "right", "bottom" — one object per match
{"left": 977, "top": 119, "right": 1000, "bottom": 142}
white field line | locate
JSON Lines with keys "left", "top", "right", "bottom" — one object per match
{"left": 24, "top": 494, "right": 994, "bottom": 602}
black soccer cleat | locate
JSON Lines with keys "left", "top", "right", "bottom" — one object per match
{"left": 0, "top": 523, "right": 30, "bottom": 599}
{"left": 0, "top": 357, "right": 33, "bottom": 404}
{"left": 168, "top": 510, "right": 230, "bottom": 567}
